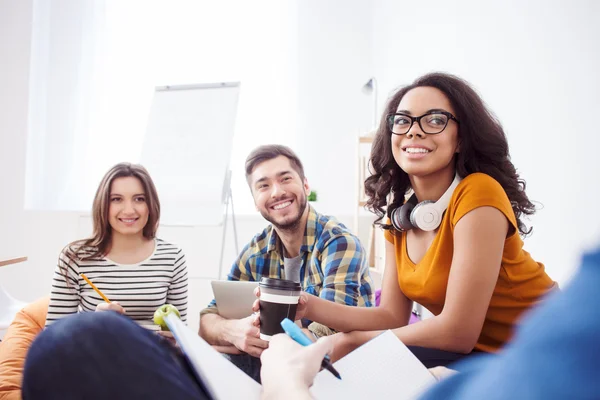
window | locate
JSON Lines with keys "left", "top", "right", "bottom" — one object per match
{"left": 26, "top": 0, "right": 298, "bottom": 216}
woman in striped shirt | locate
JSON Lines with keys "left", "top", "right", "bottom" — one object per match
{"left": 45, "top": 162, "right": 188, "bottom": 332}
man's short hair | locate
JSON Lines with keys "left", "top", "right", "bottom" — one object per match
{"left": 245, "top": 144, "right": 306, "bottom": 184}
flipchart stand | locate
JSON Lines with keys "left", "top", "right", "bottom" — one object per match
{"left": 218, "top": 170, "right": 240, "bottom": 280}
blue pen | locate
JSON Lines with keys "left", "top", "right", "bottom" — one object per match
{"left": 280, "top": 318, "right": 342, "bottom": 380}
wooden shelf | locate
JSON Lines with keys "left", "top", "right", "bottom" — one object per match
{"left": 359, "top": 136, "right": 374, "bottom": 143}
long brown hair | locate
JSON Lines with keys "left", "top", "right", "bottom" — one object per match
{"left": 65, "top": 162, "right": 161, "bottom": 261}
{"left": 365, "top": 72, "right": 536, "bottom": 236}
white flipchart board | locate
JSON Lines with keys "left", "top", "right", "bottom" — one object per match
{"left": 140, "top": 83, "right": 240, "bottom": 226}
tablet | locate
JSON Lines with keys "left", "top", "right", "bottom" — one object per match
{"left": 210, "top": 280, "right": 259, "bottom": 319}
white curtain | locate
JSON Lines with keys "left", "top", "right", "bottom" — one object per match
{"left": 25, "top": 0, "right": 298, "bottom": 214}
{"left": 26, "top": 0, "right": 107, "bottom": 210}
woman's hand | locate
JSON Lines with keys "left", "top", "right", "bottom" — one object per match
{"left": 252, "top": 287, "right": 309, "bottom": 322}
{"left": 329, "top": 330, "right": 380, "bottom": 362}
{"left": 95, "top": 301, "right": 126, "bottom": 314}
{"left": 328, "top": 332, "right": 355, "bottom": 362}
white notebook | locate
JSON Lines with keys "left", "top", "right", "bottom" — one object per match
{"left": 310, "top": 330, "right": 437, "bottom": 399}
{"left": 166, "top": 315, "right": 436, "bottom": 400}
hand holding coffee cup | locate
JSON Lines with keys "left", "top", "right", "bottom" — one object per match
{"left": 258, "top": 278, "right": 301, "bottom": 341}
{"left": 225, "top": 314, "right": 267, "bottom": 357}
{"left": 252, "top": 286, "right": 309, "bottom": 322}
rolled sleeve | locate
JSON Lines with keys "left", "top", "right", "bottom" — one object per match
{"left": 307, "top": 321, "right": 336, "bottom": 338}
{"left": 200, "top": 301, "right": 219, "bottom": 317}
{"left": 319, "top": 234, "right": 366, "bottom": 307}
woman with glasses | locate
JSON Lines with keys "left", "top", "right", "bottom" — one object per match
{"left": 279, "top": 72, "right": 556, "bottom": 368}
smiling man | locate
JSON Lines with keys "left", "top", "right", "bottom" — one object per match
{"left": 199, "top": 144, "right": 374, "bottom": 382}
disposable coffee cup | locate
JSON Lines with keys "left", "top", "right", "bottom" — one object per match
{"left": 259, "top": 277, "right": 301, "bottom": 341}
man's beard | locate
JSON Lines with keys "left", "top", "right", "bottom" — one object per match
{"left": 261, "top": 195, "right": 308, "bottom": 232}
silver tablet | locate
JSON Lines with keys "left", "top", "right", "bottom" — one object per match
{"left": 210, "top": 280, "right": 259, "bottom": 319}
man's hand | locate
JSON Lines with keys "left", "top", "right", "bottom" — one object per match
{"left": 211, "top": 344, "right": 243, "bottom": 355}
{"left": 223, "top": 314, "right": 269, "bottom": 358}
{"left": 260, "top": 334, "right": 334, "bottom": 400}
{"left": 156, "top": 330, "right": 178, "bottom": 348}
{"left": 95, "top": 301, "right": 126, "bottom": 314}
{"left": 252, "top": 287, "right": 309, "bottom": 322}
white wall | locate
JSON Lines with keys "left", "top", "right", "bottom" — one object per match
{"left": 371, "top": 0, "right": 600, "bottom": 284}
{"left": 295, "top": 0, "right": 374, "bottom": 217}
{"left": 0, "top": 0, "right": 36, "bottom": 290}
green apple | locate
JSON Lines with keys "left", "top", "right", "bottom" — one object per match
{"left": 153, "top": 304, "right": 180, "bottom": 331}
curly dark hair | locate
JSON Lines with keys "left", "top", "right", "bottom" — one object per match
{"left": 365, "top": 72, "right": 535, "bottom": 236}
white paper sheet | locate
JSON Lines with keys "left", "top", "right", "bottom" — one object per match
{"left": 166, "top": 315, "right": 262, "bottom": 400}
{"left": 311, "top": 331, "right": 437, "bottom": 399}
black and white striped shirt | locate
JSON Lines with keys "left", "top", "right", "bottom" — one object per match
{"left": 45, "top": 238, "right": 188, "bottom": 329}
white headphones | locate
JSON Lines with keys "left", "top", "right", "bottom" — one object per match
{"left": 390, "top": 174, "right": 461, "bottom": 232}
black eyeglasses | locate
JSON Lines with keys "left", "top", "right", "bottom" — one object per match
{"left": 387, "top": 111, "right": 459, "bottom": 135}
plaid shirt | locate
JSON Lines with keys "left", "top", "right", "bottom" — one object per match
{"left": 202, "top": 206, "right": 374, "bottom": 336}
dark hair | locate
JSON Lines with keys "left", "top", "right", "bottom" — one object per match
{"left": 365, "top": 72, "right": 535, "bottom": 236}
{"left": 65, "top": 162, "right": 161, "bottom": 262}
{"left": 245, "top": 144, "right": 306, "bottom": 183}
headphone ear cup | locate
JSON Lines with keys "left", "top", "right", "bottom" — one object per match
{"left": 391, "top": 201, "right": 416, "bottom": 231}
{"left": 410, "top": 200, "right": 442, "bottom": 231}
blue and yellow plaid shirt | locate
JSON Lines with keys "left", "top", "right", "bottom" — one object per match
{"left": 202, "top": 206, "right": 374, "bottom": 336}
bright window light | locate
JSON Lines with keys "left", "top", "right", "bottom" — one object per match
{"left": 25, "top": 0, "right": 298, "bottom": 216}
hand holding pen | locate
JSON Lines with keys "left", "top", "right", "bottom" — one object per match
{"left": 280, "top": 318, "right": 342, "bottom": 380}
{"left": 80, "top": 273, "right": 126, "bottom": 314}
{"left": 260, "top": 325, "right": 339, "bottom": 398}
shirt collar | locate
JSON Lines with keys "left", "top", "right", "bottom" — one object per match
{"left": 266, "top": 205, "right": 319, "bottom": 256}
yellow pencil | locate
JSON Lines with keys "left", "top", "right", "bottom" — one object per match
{"left": 80, "top": 273, "right": 111, "bottom": 303}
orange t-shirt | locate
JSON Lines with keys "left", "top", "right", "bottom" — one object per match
{"left": 384, "top": 173, "right": 556, "bottom": 353}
